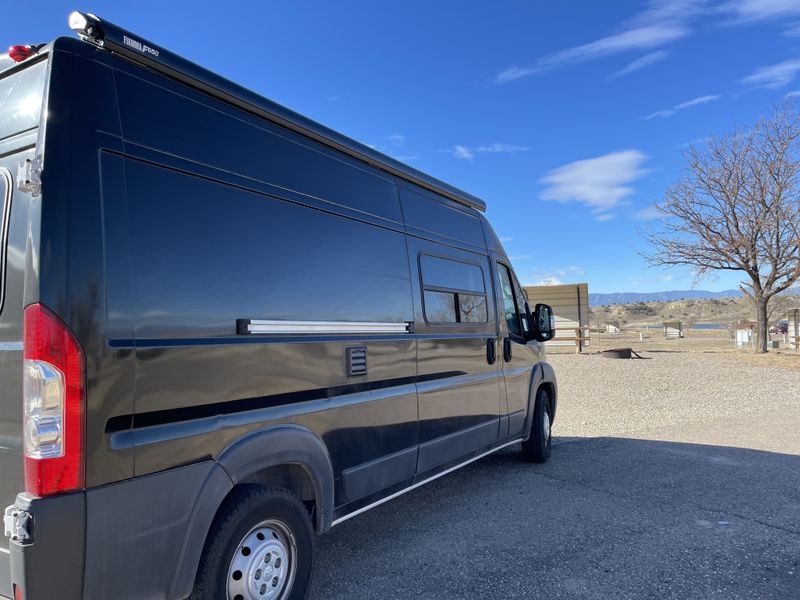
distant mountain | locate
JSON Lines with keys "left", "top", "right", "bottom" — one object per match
{"left": 589, "top": 289, "right": 742, "bottom": 306}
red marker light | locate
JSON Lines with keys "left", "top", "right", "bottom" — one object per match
{"left": 8, "top": 45, "right": 32, "bottom": 63}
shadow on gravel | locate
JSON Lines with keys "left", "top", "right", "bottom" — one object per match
{"left": 309, "top": 436, "right": 800, "bottom": 600}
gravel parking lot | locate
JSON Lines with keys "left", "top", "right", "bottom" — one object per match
{"left": 308, "top": 351, "right": 800, "bottom": 599}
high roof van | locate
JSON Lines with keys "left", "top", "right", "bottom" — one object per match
{"left": 0, "top": 12, "right": 557, "bottom": 600}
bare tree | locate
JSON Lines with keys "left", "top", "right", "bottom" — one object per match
{"left": 644, "top": 104, "right": 800, "bottom": 353}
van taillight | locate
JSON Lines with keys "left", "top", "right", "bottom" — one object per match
{"left": 22, "top": 304, "right": 85, "bottom": 496}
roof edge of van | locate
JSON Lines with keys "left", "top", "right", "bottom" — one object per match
{"left": 66, "top": 11, "right": 487, "bottom": 213}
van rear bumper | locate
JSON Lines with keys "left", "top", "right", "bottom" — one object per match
{"left": 8, "top": 461, "right": 231, "bottom": 600}
{"left": 8, "top": 491, "right": 85, "bottom": 600}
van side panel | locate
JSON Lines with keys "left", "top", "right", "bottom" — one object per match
{"left": 104, "top": 154, "right": 419, "bottom": 501}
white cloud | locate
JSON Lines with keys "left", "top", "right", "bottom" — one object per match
{"left": 722, "top": 0, "right": 800, "bottom": 23}
{"left": 495, "top": 66, "right": 539, "bottom": 85}
{"left": 679, "top": 135, "right": 712, "bottom": 148}
{"left": 540, "top": 150, "right": 649, "bottom": 219}
{"left": 527, "top": 266, "right": 586, "bottom": 287}
{"left": 611, "top": 50, "right": 670, "bottom": 77}
{"left": 494, "top": 0, "right": 698, "bottom": 84}
{"left": 785, "top": 89, "right": 800, "bottom": 97}
{"left": 530, "top": 277, "right": 563, "bottom": 286}
{"left": 499, "top": 236, "right": 514, "bottom": 243}
{"left": 644, "top": 109, "right": 677, "bottom": 119}
{"left": 783, "top": 21, "right": 800, "bottom": 36}
{"left": 644, "top": 94, "right": 721, "bottom": 119}
{"left": 741, "top": 58, "right": 800, "bottom": 89}
{"left": 476, "top": 143, "right": 531, "bottom": 154}
{"left": 632, "top": 205, "right": 662, "bottom": 220}
{"left": 542, "top": 26, "right": 687, "bottom": 69}
{"left": 496, "top": 1, "right": 800, "bottom": 85}
{"left": 676, "top": 94, "right": 721, "bottom": 109}
{"left": 496, "top": 27, "right": 686, "bottom": 84}
{"left": 452, "top": 145, "right": 474, "bottom": 160}
{"left": 388, "top": 133, "right": 405, "bottom": 145}
{"left": 443, "top": 143, "right": 530, "bottom": 160}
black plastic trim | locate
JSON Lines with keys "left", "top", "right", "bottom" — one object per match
{"left": 341, "top": 446, "right": 418, "bottom": 502}
{"left": 217, "top": 424, "right": 335, "bottom": 533}
{"left": 417, "top": 419, "right": 500, "bottom": 473}
{"left": 522, "top": 362, "right": 558, "bottom": 442}
{"left": 106, "top": 371, "right": 467, "bottom": 433}
{"left": 9, "top": 491, "right": 85, "bottom": 600}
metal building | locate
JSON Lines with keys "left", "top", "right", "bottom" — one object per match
{"left": 524, "top": 283, "right": 590, "bottom": 351}
{"left": 663, "top": 320, "right": 684, "bottom": 339}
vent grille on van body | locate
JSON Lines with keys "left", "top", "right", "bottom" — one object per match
{"left": 346, "top": 347, "right": 367, "bottom": 377}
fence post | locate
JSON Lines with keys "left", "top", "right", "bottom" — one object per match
{"left": 575, "top": 327, "right": 582, "bottom": 354}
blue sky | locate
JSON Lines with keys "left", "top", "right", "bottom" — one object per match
{"left": 4, "top": 0, "right": 800, "bottom": 293}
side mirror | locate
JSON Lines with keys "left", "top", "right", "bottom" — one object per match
{"left": 533, "top": 304, "right": 555, "bottom": 342}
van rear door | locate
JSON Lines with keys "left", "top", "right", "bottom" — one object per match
{"left": 0, "top": 55, "right": 48, "bottom": 597}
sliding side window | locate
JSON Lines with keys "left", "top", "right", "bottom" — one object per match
{"left": 420, "top": 254, "right": 488, "bottom": 325}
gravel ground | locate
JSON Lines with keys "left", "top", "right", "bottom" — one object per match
{"left": 309, "top": 351, "right": 800, "bottom": 599}
{"left": 551, "top": 351, "right": 800, "bottom": 452}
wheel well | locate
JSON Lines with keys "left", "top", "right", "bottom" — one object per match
{"left": 222, "top": 464, "right": 318, "bottom": 526}
{"left": 538, "top": 381, "right": 556, "bottom": 421}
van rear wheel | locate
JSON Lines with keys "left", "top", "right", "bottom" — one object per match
{"left": 191, "top": 486, "right": 314, "bottom": 600}
{"left": 521, "top": 387, "right": 552, "bottom": 463}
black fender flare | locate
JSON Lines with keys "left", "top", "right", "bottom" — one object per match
{"left": 217, "top": 424, "right": 335, "bottom": 534}
{"left": 522, "top": 361, "right": 558, "bottom": 441}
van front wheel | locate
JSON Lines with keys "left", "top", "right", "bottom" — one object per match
{"left": 191, "top": 486, "right": 314, "bottom": 600}
{"left": 521, "top": 387, "right": 552, "bottom": 463}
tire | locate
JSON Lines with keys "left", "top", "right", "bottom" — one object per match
{"left": 521, "top": 387, "right": 552, "bottom": 463}
{"left": 191, "top": 486, "right": 314, "bottom": 600}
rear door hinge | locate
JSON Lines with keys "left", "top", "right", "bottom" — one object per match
{"left": 4, "top": 505, "right": 32, "bottom": 544}
{"left": 17, "top": 158, "right": 42, "bottom": 197}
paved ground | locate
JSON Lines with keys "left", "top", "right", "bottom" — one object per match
{"left": 308, "top": 352, "right": 800, "bottom": 599}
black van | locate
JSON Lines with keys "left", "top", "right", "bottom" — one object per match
{"left": 0, "top": 12, "right": 558, "bottom": 600}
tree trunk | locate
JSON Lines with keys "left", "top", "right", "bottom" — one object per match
{"left": 755, "top": 295, "right": 769, "bottom": 354}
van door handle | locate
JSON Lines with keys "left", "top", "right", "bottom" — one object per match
{"left": 486, "top": 338, "right": 496, "bottom": 365}
{"left": 503, "top": 337, "right": 512, "bottom": 362}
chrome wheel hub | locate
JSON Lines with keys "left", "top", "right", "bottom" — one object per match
{"left": 543, "top": 410, "right": 551, "bottom": 443}
{"left": 227, "top": 520, "right": 297, "bottom": 600}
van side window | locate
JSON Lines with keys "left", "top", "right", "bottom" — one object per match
{"left": 420, "top": 254, "right": 487, "bottom": 324}
{"left": 0, "top": 170, "right": 10, "bottom": 314}
{"left": 514, "top": 276, "right": 531, "bottom": 336}
{"left": 497, "top": 264, "right": 521, "bottom": 336}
